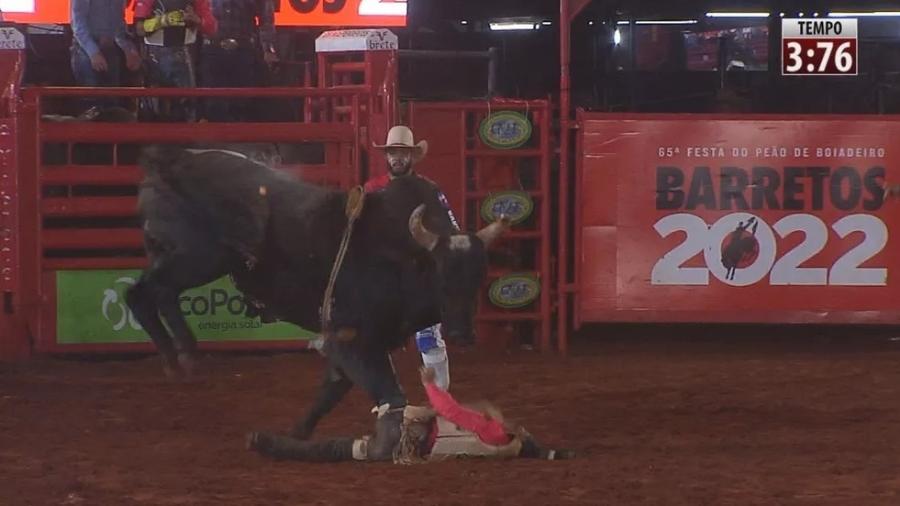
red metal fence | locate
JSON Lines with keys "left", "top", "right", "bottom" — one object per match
{"left": 408, "top": 99, "right": 555, "bottom": 351}
{"left": 7, "top": 85, "right": 368, "bottom": 356}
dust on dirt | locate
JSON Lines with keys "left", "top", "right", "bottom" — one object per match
{"left": 3, "top": 329, "right": 900, "bottom": 505}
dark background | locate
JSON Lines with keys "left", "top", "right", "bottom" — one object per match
{"left": 21, "top": 0, "right": 900, "bottom": 113}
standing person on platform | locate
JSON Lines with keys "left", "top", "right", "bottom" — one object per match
{"left": 70, "top": 0, "right": 142, "bottom": 110}
{"left": 134, "top": 0, "right": 217, "bottom": 121}
{"left": 200, "top": 0, "right": 278, "bottom": 121}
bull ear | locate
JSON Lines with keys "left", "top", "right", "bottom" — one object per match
{"left": 476, "top": 215, "right": 512, "bottom": 246}
{"left": 408, "top": 204, "right": 440, "bottom": 251}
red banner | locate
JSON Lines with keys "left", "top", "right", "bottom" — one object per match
{"left": 1, "top": 0, "right": 407, "bottom": 27}
{"left": 577, "top": 113, "right": 900, "bottom": 323}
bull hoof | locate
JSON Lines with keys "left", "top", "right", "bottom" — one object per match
{"left": 162, "top": 363, "right": 181, "bottom": 381}
{"left": 177, "top": 353, "right": 197, "bottom": 381}
{"left": 160, "top": 355, "right": 182, "bottom": 381}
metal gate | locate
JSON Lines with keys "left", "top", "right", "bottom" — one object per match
{"left": 407, "top": 99, "right": 556, "bottom": 351}
{"left": 6, "top": 85, "right": 367, "bottom": 356}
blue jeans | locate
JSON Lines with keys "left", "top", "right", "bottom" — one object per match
{"left": 70, "top": 43, "right": 124, "bottom": 111}
{"left": 142, "top": 45, "right": 197, "bottom": 122}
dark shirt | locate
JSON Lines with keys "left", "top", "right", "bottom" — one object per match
{"left": 208, "top": 0, "right": 276, "bottom": 50}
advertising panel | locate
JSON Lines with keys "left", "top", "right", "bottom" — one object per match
{"left": 578, "top": 115, "right": 900, "bottom": 321}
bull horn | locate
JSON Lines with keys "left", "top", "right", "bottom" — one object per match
{"left": 476, "top": 215, "right": 512, "bottom": 246}
{"left": 408, "top": 204, "right": 440, "bottom": 251}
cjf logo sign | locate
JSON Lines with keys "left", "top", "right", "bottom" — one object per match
{"left": 101, "top": 277, "right": 142, "bottom": 332}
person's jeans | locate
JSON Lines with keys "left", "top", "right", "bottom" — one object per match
{"left": 70, "top": 43, "right": 124, "bottom": 111}
{"left": 142, "top": 45, "right": 197, "bottom": 122}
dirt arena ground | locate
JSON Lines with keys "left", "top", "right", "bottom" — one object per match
{"left": 3, "top": 325, "right": 900, "bottom": 505}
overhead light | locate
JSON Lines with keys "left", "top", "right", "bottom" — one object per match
{"left": 706, "top": 12, "right": 770, "bottom": 18}
{"left": 813, "top": 12, "right": 820, "bottom": 17}
{"left": 614, "top": 28, "right": 622, "bottom": 44}
{"left": 617, "top": 20, "right": 630, "bottom": 25}
{"left": 798, "top": 12, "right": 805, "bottom": 17}
{"left": 829, "top": 11, "right": 900, "bottom": 17}
{"left": 489, "top": 22, "right": 539, "bottom": 31}
{"left": 634, "top": 20, "right": 698, "bottom": 25}
{"left": 460, "top": 20, "right": 468, "bottom": 25}
{"left": 541, "top": 20, "right": 552, "bottom": 26}
{"left": 779, "top": 12, "right": 785, "bottom": 17}
{"left": 588, "top": 21, "right": 595, "bottom": 26}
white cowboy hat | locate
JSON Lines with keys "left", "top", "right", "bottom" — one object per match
{"left": 373, "top": 125, "right": 428, "bottom": 162}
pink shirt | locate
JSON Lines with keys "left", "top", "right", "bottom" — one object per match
{"left": 424, "top": 383, "right": 511, "bottom": 449}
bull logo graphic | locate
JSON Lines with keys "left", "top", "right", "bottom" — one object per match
{"left": 720, "top": 217, "right": 759, "bottom": 281}
{"left": 101, "top": 277, "right": 143, "bottom": 331}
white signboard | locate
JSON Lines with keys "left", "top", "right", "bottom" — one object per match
{"left": 315, "top": 29, "right": 398, "bottom": 53}
{"left": 0, "top": 0, "right": 35, "bottom": 13}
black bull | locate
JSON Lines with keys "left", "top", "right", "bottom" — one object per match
{"left": 127, "top": 146, "right": 510, "bottom": 440}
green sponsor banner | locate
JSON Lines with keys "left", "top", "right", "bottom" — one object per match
{"left": 56, "top": 270, "right": 315, "bottom": 344}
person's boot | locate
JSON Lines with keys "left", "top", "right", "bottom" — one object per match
{"left": 517, "top": 430, "right": 577, "bottom": 460}
{"left": 366, "top": 406, "right": 404, "bottom": 461}
{"left": 542, "top": 448, "right": 577, "bottom": 460}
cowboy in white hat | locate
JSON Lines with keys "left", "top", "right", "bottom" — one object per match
{"left": 366, "top": 126, "right": 428, "bottom": 189}
{"left": 364, "top": 125, "right": 459, "bottom": 392}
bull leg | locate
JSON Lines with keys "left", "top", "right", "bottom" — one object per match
{"left": 290, "top": 366, "right": 353, "bottom": 440}
{"left": 157, "top": 292, "right": 199, "bottom": 379}
{"left": 152, "top": 258, "right": 230, "bottom": 378}
{"left": 127, "top": 250, "right": 228, "bottom": 378}
{"left": 288, "top": 336, "right": 407, "bottom": 442}
{"left": 126, "top": 277, "right": 180, "bottom": 378}
{"left": 321, "top": 339, "right": 408, "bottom": 411}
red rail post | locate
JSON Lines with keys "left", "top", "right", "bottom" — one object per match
{"left": 558, "top": 0, "right": 572, "bottom": 355}
{"left": 558, "top": 0, "right": 593, "bottom": 354}
{"left": 20, "top": 85, "right": 372, "bottom": 355}
{"left": 0, "top": 40, "right": 26, "bottom": 360}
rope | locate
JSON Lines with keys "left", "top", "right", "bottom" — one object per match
{"left": 320, "top": 185, "right": 366, "bottom": 342}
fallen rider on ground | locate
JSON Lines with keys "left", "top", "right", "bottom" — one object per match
{"left": 246, "top": 366, "right": 576, "bottom": 463}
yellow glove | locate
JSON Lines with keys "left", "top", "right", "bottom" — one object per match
{"left": 141, "top": 16, "right": 162, "bottom": 33}
{"left": 141, "top": 10, "right": 185, "bottom": 33}
{"left": 162, "top": 10, "right": 186, "bottom": 26}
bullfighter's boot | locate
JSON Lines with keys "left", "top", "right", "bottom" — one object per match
{"left": 366, "top": 404, "right": 404, "bottom": 461}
